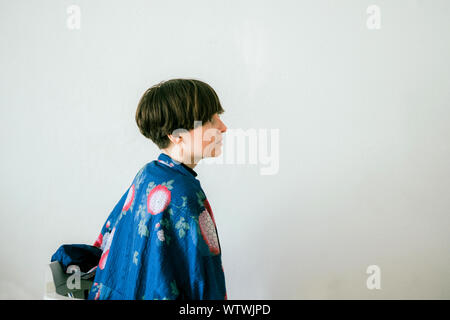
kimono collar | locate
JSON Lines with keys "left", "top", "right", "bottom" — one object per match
{"left": 157, "top": 152, "right": 198, "bottom": 178}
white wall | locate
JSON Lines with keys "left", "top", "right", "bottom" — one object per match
{"left": 1, "top": 0, "right": 449, "bottom": 299}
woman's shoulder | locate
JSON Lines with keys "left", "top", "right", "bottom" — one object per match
{"left": 131, "top": 161, "right": 203, "bottom": 199}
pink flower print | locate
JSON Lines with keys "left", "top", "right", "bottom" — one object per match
{"left": 203, "top": 198, "right": 216, "bottom": 225}
{"left": 98, "top": 249, "right": 109, "bottom": 270}
{"left": 147, "top": 185, "right": 171, "bottom": 215}
{"left": 94, "top": 288, "right": 100, "bottom": 300}
{"left": 155, "top": 222, "right": 160, "bottom": 229}
{"left": 105, "top": 221, "right": 110, "bottom": 229}
{"left": 93, "top": 233, "right": 103, "bottom": 248}
{"left": 199, "top": 209, "right": 220, "bottom": 255}
{"left": 98, "top": 227, "right": 115, "bottom": 270}
{"left": 122, "top": 184, "right": 135, "bottom": 212}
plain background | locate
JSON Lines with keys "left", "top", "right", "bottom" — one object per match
{"left": 1, "top": 0, "right": 449, "bottom": 299}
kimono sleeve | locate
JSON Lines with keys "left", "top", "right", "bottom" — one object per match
{"left": 146, "top": 191, "right": 226, "bottom": 300}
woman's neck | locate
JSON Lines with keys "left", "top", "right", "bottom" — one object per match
{"left": 161, "top": 149, "right": 198, "bottom": 170}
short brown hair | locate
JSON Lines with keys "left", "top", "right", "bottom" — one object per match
{"left": 135, "top": 78, "right": 225, "bottom": 149}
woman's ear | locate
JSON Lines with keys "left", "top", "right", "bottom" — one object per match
{"left": 167, "top": 133, "right": 182, "bottom": 145}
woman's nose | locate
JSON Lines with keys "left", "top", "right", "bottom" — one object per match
{"left": 218, "top": 118, "right": 227, "bottom": 133}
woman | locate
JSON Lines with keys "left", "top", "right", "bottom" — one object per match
{"left": 88, "top": 79, "right": 228, "bottom": 300}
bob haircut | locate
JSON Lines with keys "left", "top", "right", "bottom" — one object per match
{"left": 135, "top": 78, "right": 225, "bottom": 149}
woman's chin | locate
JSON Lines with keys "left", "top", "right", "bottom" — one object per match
{"left": 203, "top": 146, "right": 222, "bottom": 158}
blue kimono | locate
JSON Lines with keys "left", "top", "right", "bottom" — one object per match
{"left": 87, "top": 153, "right": 227, "bottom": 300}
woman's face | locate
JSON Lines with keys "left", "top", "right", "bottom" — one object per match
{"left": 181, "top": 113, "right": 227, "bottom": 164}
{"left": 200, "top": 113, "right": 227, "bottom": 158}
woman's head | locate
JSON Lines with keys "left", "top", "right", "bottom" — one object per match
{"left": 135, "top": 78, "right": 227, "bottom": 165}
